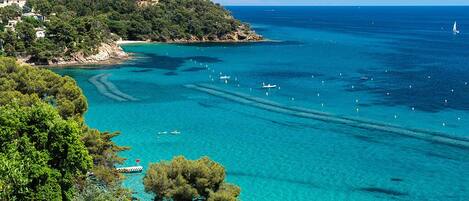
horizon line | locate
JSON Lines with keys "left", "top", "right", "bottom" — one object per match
{"left": 221, "top": 4, "right": 469, "bottom": 6}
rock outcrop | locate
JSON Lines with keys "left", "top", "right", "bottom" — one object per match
{"left": 63, "top": 43, "right": 129, "bottom": 65}
{"left": 163, "top": 24, "right": 263, "bottom": 43}
{"left": 24, "top": 42, "right": 129, "bottom": 66}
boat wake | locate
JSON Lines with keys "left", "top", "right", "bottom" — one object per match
{"left": 185, "top": 83, "right": 469, "bottom": 148}
{"left": 89, "top": 74, "right": 139, "bottom": 102}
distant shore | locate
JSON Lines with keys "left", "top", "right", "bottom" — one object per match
{"left": 37, "top": 37, "right": 272, "bottom": 68}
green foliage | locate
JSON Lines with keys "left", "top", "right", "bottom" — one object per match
{"left": 0, "top": 57, "right": 87, "bottom": 119}
{"left": 0, "top": 102, "right": 92, "bottom": 200}
{"left": 72, "top": 177, "right": 130, "bottom": 201}
{"left": 143, "top": 156, "right": 241, "bottom": 201}
{"left": 0, "top": 0, "right": 250, "bottom": 63}
{"left": 0, "top": 5, "right": 22, "bottom": 22}
{"left": 82, "top": 128, "right": 130, "bottom": 185}
{"left": 0, "top": 56, "right": 130, "bottom": 200}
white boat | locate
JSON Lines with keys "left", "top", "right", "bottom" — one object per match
{"left": 219, "top": 75, "right": 231, "bottom": 80}
{"left": 453, "top": 21, "right": 460, "bottom": 34}
{"left": 170, "top": 130, "right": 181, "bottom": 135}
{"left": 262, "top": 83, "right": 277, "bottom": 89}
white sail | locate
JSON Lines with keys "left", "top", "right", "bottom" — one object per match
{"left": 453, "top": 21, "right": 460, "bottom": 34}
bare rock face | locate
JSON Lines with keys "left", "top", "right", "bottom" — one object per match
{"left": 219, "top": 24, "right": 263, "bottom": 42}
{"left": 51, "top": 43, "right": 128, "bottom": 66}
{"left": 164, "top": 24, "right": 263, "bottom": 43}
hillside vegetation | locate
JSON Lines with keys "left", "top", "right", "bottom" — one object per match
{"left": 0, "top": 0, "right": 261, "bottom": 64}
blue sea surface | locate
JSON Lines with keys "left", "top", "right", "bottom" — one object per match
{"left": 54, "top": 7, "right": 469, "bottom": 201}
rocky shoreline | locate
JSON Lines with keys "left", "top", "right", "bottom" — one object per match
{"left": 27, "top": 26, "right": 262, "bottom": 67}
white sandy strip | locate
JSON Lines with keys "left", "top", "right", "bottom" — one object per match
{"left": 116, "top": 40, "right": 149, "bottom": 45}
{"left": 99, "top": 74, "right": 139, "bottom": 101}
{"left": 89, "top": 74, "right": 128, "bottom": 102}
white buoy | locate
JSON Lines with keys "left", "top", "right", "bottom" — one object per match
{"left": 321, "top": 80, "right": 325, "bottom": 84}
{"left": 409, "top": 85, "right": 412, "bottom": 89}
{"left": 394, "top": 115, "right": 398, "bottom": 119}
{"left": 266, "top": 92, "right": 269, "bottom": 96}
{"left": 445, "top": 99, "right": 448, "bottom": 103}
{"left": 356, "top": 108, "right": 359, "bottom": 112}
{"left": 352, "top": 85, "right": 355, "bottom": 89}
{"left": 451, "top": 89, "right": 454, "bottom": 93}
{"left": 442, "top": 123, "right": 446, "bottom": 127}
{"left": 321, "top": 103, "right": 324, "bottom": 107}
{"left": 312, "top": 75, "right": 315, "bottom": 78}
{"left": 317, "top": 93, "right": 320, "bottom": 97}
{"left": 427, "top": 76, "right": 431, "bottom": 79}
{"left": 457, "top": 117, "right": 461, "bottom": 121}
{"left": 355, "top": 99, "right": 359, "bottom": 103}
{"left": 412, "top": 107, "right": 415, "bottom": 111}
{"left": 465, "top": 82, "right": 468, "bottom": 85}
{"left": 387, "top": 92, "right": 390, "bottom": 96}
{"left": 291, "top": 97, "right": 295, "bottom": 101}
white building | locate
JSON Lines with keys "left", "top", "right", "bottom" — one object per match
{"left": 0, "top": 0, "right": 27, "bottom": 8}
{"left": 35, "top": 28, "right": 46, "bottom": 38}
{"left": 4, "top": 20, "right": 18, "bottom": 30}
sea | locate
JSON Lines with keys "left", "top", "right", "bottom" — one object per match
{"left": 53, "top": 6, "right": 469, "bottom": 201}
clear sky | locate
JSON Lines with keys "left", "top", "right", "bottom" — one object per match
{"left": 213, "top": 0, "right": 469, "bottom": 6}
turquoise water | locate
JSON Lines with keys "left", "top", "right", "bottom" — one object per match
{"left": 54, "top": 7, "right": 469, "bottom": 201}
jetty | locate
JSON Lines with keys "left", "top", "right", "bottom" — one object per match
{"left": 116, "top": 166, "right": 144, "bottom": 173}
{"left": 185, "top": 83, "right": 469, "bottom": 149}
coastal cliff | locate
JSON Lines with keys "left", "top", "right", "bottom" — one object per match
{"left": 1, "top": 0, "right": 263, "bottom": 66}
{"left": 20, "top": 43, "right": 129, "bottom": 66}
{"left": 166, "top": 24, "right": 263, "bottom": 43}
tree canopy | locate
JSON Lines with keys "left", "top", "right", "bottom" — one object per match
{"left": 0, "top": 57, "right": 87, "bottom": 119}
{"left": 0, "top": 56, "right": 129, "bottom": 200}
{"left": 0, "top": 101, "right": 92, "bottom": 200}
{"left": 143, "top": 156, "right": 241, "bottom": 201}
{"left": 0, "top": 0, "right": 253, "bottom": 64}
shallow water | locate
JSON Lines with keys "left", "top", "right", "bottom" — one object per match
{"left": 54, "top": 6, "right": 469, "bottom": 201}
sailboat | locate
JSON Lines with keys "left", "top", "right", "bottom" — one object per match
{"left": 453, "top": 21, "right": 460, "bottom": 34}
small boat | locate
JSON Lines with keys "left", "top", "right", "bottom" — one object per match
{"left": 453, "top": 21, "right": 460, "bottom": 34}
{"left": 219, "top": 75, "right": 231, "bottom": 80}
{"left": 158, "top": 131, "right": 168, "bottom": 135}
{"left": 262, "top": 83, "right": 277, "bottom": 89}
{"left": 116, "top": 166, "right": 143, "bottom": 174}
{"left": 170, "top": 130, "right": 181, "bottom": 135}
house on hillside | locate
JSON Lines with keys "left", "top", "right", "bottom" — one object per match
{"left": 22, "top": 12, "right": 46, "bottom": 21}
{"left": 136, "top": 0, "right": 158, "bottom": 7}
{"left": 35, "top": 27, "right": 46, "bottom": 38}
{"left": 4, "top": 20, "right": 18, "bottom": 30}
{"left": 0, "top": 0, "right": 27, "bottom": 8}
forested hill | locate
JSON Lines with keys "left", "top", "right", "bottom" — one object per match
{"left": 0, "top": 0, "right": 262, "bottom": 64}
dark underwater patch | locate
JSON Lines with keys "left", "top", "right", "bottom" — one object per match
{"left": 130, "top": 69, "right": 153, "bottom": 73}
{"left": 228, "top": 171, "right": 320, "bottom": 189}
{"left": 127, "top": 53, "right": 222, "bottom": 71}
{"left": 181, "top": 67, "right": 207, "bottom": 72}
{"left": 185, "top": 56, "right": 222, "bottom": 63}
{"left": 164, "top": 72, "right": 178, "bottom": 76}
{"left": 358, "top": 187, "right": 408, "bottom": 196}
{"left": 390, "top": 178, "right": 403, "bottom": 182}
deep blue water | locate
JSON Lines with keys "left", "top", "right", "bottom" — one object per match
{"left": 54, "top": 7, "right": 469, "bottom": 201}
